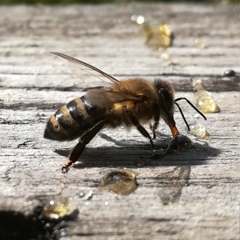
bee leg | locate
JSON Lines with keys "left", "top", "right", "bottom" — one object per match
{"left": 62, "top": 120, "right": 105, "bottom": 173}
{"left": 150, "top": 121, "right": 159, "bottom": 140}
{"left": 123, "top": 108, "right": 155, "bottom": 150}
{"left": 150, "top": 104, "right": 160, "bottom": 139}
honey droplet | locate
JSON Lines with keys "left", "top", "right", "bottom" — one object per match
{"left": 99, "top": 170, "right": 139, "bottom": 196}
{"left": 42, "top": 197, "right": 78, "bottom": 221}
{"left": 189, "top": 123, "right": 211, "bottom": 140}
{"left": 193, "top": 80, "right": 220, "bottom": 113}
{"left": 143, "top": 23, "right": 173, "bottom": 50}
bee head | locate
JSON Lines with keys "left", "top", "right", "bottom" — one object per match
{"left": 154, "top": 79, "right": 180, "bottom": 137}
{"left": 154, "top": 80, "right": 175, "bottom": 118}
{"left": 154, "top": 79, "right": 207, "bottom": 134}
{"left": 44, "top": 115, "right": 69, "bottom": 141}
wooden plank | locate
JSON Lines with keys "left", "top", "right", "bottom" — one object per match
{"left": 0, "top": 4, "right": 239, "bottom": 91}
{"left": 0, "top": 3, "right": 239, "bottom": 240}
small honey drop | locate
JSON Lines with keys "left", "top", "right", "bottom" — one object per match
{"left": 42, "top": 197, "right": 78, "bottom": 221}
{"left": 189, "top": 123, "right": 211, "bottom": 140}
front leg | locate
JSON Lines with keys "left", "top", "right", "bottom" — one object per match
{"left": 62, "top": 120, "right": 105, "bottom": 173}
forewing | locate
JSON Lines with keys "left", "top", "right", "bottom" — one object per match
{"left": 85, "top": 89, "right": 139, "bottom": 108}
{"left": 52, "top": 52, "right": 119, "bottom": 87}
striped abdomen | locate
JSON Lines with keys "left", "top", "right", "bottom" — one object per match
{"left": 44, "top": 96, "right": 106, "bottom": 141}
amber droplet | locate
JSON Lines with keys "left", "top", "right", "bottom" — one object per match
{"left": 99, "top": 170, "right": 139, "bottom": 196}
{"left": 131, "top": 15, "right": 173, "bottom": 50}
{"left": 193, "top": 80, "right": 220, "bottom": 113}
{"left": 189, "top": 123, "right": 211, "bottom": 140}
{"left": 143, "top": 23, "right": 173, "bottom": 50}
{"left": 42, "top": 197, "right": 78, "bottom": 221}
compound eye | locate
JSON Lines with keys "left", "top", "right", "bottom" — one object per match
{"left": 159, "top": 88, "right": 174, "bottom": 112}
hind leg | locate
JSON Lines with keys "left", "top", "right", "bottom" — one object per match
{"left": 62, "top": 120, "right": 105, "bottom": 173}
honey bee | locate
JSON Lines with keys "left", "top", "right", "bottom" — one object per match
{"left": 44, "top": 52, "right": 206, "bottom": 173}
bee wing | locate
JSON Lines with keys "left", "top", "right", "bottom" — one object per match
{"left": 86, "top": 89, "right": 139, "bottom": 108}
{"left": 51, "top": 52, "right": 119, "bottom": 86}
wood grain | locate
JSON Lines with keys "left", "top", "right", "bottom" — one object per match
{"left": 0, "top": 3, "right": 239, "bottom": 240}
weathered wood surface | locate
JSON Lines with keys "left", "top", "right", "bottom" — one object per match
{"left": 0, "top": 3, "right": 239, "bottom": 240}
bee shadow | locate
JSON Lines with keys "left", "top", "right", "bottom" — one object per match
{"left": 54, "top": 132, "right": 221, "bottom": 206}
{"left": 54, "top": 132, "right": 221, "bottom": 169}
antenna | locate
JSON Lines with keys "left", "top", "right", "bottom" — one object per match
{"left": 174, "top": 97, "right": 207, "bottom": 131}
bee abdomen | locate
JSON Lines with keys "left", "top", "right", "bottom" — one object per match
{"left": 67, "top": 96, "right": 106, "bottom": 124}
{"left": 56, "top": 96, "right": 105, "bottom": 139}
{"left": 45, "top": 95, "right": 106, "bottom": 141}
{"left": 66, "top": 97, "right": 89, "bottom": 125}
